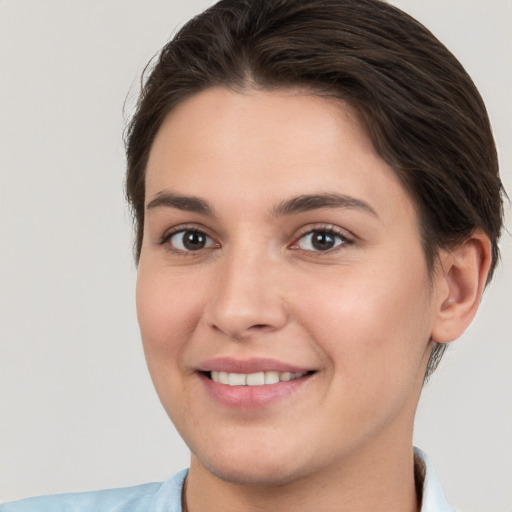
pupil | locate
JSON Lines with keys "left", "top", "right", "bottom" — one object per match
{"left": 183, "top": 231, "right": 206, "bottom": 250}
{"left": 312, "top": 231, "right": 335, "bottom": 250}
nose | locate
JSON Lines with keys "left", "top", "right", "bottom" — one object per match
{"left": 203, "top": 245, "right": 289, "bottom": 340}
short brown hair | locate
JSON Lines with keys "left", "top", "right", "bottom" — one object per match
{"left": 125, "top": 0, "right": 504, "bottom": 377}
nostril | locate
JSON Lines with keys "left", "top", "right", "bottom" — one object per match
{"left": 246, "top": 324, "right": 273, "bottom": 334}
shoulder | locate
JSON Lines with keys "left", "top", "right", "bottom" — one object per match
{"left": 0, "top": 482, "right": 161, "bottom": 512}
{"left": 0, "top": 469, "right": 188, "bottom": 512}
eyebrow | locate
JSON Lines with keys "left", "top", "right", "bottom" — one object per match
{"left": 146, "top": 191, "right": 377, "bottom": 218}
{"left": 146, "top": 191, "right": 213, "bottom": 215}
{"left": 272, "top": 193, "right": 377, "bottom": 217}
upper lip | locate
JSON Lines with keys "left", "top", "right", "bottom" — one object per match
{"left": 196, "top": 357, "right": 314, "bottom": 374}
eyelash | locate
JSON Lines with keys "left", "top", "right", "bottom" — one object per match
{"left": 159, "top": 224, "right": 353, "bottom": 255}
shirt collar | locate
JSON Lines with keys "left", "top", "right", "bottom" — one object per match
{"left": 415, "top": 447, "right": 457, "bottom": 512}
{"left": 159, "top": 450, "right": 456, "bottom": 512}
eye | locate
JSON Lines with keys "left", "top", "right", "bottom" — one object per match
{"left": 293, "top": 229, "right": 348, "bottom": 252}
{"left": 164, "top": 229, "right": 218, "bottom": 252}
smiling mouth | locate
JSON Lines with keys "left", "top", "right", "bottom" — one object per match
{"left": 205, "top": 370, "right": 315, "bottom": 386}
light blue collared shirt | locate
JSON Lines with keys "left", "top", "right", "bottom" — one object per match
{"left": 415, "top": 448, "right": 456, "bottom": 512}
{"left": 0, "top": 449, "right": 456, "bottom": 511}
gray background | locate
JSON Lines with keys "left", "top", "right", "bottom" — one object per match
{"left": 0, "top": 1, "right": 510, "bottom": 510}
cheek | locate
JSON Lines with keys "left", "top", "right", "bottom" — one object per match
{"left": 295, "top": 256, "right": 433, "bottom": 386}
{"left": 136, "top": 267, "right": 201, "bottom": 372}
{"left": 135, "top": 266, "right": 208, "bottom": 429}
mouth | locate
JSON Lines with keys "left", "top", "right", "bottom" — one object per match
{"left": 196, "top": 357, "right": 317, "bottom": 408}
{"left": 203, "top": 370, "right": 315, "bottom": 386}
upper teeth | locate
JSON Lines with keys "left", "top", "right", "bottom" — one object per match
{"left": 210, "top": 370, "right": 307, "bottom": 386}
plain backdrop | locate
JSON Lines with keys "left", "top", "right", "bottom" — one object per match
{"left": 0, "top": 0, "right": 510, "bottom": 510}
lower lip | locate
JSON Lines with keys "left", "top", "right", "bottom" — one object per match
{"left": 199, "top": 372, "right": 314, "bottom": 409}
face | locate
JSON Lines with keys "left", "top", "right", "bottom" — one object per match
{"left": 137, "top": 87, "right": 437, "bottom": 486}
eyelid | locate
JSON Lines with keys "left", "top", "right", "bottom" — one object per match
{"left": 161, "top": 223, "right": 205, "bottom": 239}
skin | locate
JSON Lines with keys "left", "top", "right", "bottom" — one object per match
{"left": 136, "top": 87, "right": 491, "bottom": 512}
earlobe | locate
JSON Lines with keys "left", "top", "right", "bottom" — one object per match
{"left": 431, "top": 230, "right": 492, "bottom": 343}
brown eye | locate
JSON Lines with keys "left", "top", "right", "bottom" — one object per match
{"left": 168, "top": 230, "right": 216, "bottom": 252}
{"left": 296, "top": 230, "right": 347, "bottom": 252}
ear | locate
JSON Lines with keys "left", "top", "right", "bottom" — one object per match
{"left": 431, "top": 230, "right": 493, "bottom": 343}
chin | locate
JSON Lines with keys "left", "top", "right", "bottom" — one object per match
{"left": 199, "top": 455, "right": 310, "bottom": 487}
{"left": 188, "top": 432, "right": 315, "bottom": 487}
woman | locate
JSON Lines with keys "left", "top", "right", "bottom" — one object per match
{"left": 0, "top": 0, "right": 505, "bottom": 510}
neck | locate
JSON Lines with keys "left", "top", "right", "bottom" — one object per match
{"left": 183, "top": 440, "right": 421, "bottom": 512}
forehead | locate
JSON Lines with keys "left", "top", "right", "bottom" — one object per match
{"left": 145, "top": 87, "right": 417, "bottom": 224}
